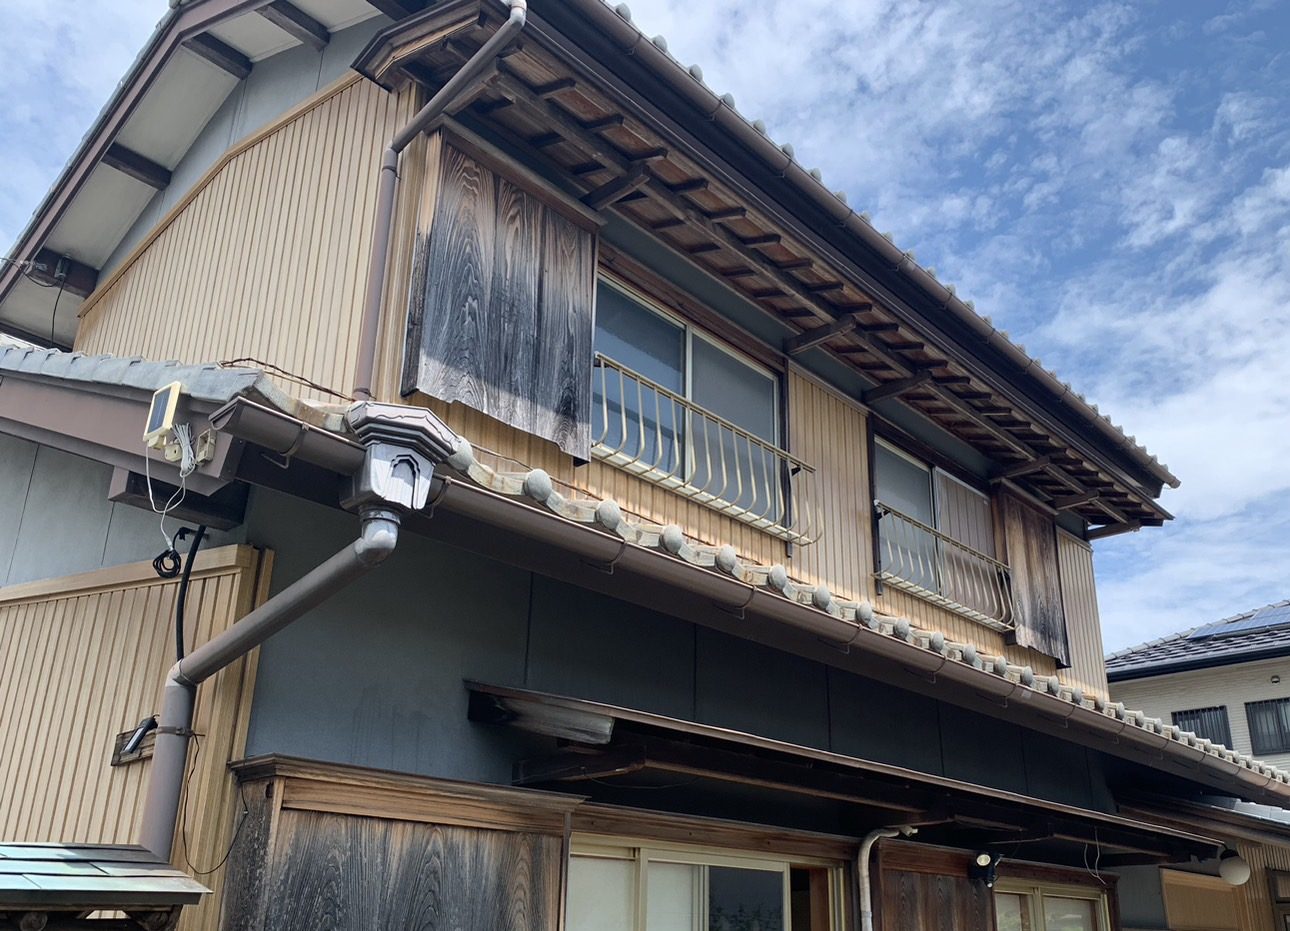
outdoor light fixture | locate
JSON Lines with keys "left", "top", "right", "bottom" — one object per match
{"left": 969, "top": 851, "right": 1000, "bottom": 888}
{"left": 1273, "top": 675, "right": 1281, "bottom": 684}
{"left": 122, "top": 715, "right": 158, "bottom": 756}
{"left": 1219, "top": 849, "right": 1251, "bottom": 886}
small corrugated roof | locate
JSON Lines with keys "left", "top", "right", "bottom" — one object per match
{"left": 1106, "top": 599, "right": 1290, "bottom": 681}
{"left": 0, "top": 843, "right": 207, "bottom": 912}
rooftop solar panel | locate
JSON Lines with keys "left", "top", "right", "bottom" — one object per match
{"left": 1189, "top": 604, "right": 1290, "bottom": 640}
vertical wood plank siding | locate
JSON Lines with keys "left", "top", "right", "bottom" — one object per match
{"left": 1056, "top": 531, "right": 1109, "bottom": 700}
{"left": 404, "top": 133, "right": 596, "bottom": 458}
{"left": 0, "top": 546, "right": 270, "bottom": 931}
{"left": 1000, "top": 492, "right": 1070, "bottom": 666}
{"left": 75, "top": 76, "right": 418, "bottom": 403}
{"left": 787, "top": 370, "right": 871, "bottom": 601}
{"left": 1234, "top": 841, "right": 1290, "bottom": 931}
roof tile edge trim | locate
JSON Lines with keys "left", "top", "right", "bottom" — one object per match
{"left": 441, "top": 430, "right": 1286, "bottom": 786}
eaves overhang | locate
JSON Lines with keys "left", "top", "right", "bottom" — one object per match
{"left": 354, "top": 0, "right": 1176, "bottom": 536}
{"left": 0, "top": 0, "right": 401, "bottom": 346}
{"left": 207, "top": 395, "right": 1290, "bottom": 810}
{"left": 467, "top": 680, "right": 1223, "bottom": 866}
{"left": 1106, "top": 646, "right": 1290, "bottom": 683}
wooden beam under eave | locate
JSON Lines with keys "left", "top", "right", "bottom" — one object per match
{"left": 862, "top": 369, "right": 933, "bottom": 404}
{"left": 258, "top": 0, "right": 330, "bottom": 50}
{"left": 1051, "top": 490, "right": 1100, "bottom": 511}
{"left": 101, "top": 143, "right": 171, "bottom": 191}
{"left": 182, "top": 33, "right": 252, "bottom": 81}
{"left": 783, "top": 313, "right": 859, "bottom": 355}
{"left": 582, "top": 165, "right": 650, "bottom": 210}
{"left": 27, "top": 248, "right": 98, "bottom": 299}
{"left": 1087, "top": 521, "right": 1141, "bottom": 541}
{"left": 992, "top": 456, "right": 1052, "bottom": 481}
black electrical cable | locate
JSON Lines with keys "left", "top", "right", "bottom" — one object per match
{"left": 174, "top": 524, "right": 207, "bottom": 661}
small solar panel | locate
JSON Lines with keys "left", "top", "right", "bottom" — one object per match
{"left": 1189, "top": 604, "right": 1290, "bottom": 640}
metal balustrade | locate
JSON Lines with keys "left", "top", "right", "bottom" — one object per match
{"left": 874, "top": 501, "right": 1015, "bottom": 631}
{"left": 592, "top": 354, "right": 820, "bottom": 543}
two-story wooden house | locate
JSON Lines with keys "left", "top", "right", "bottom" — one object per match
{"left": 2, "top": 1, "right": 1287, "bottom": 929}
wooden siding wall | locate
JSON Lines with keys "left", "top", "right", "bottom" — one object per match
{"left": 222, "top": 761, "right": 570, "bottom": 931}
{"left": 1057, "top": 531, "right": 1110, "bottom": 700}
{"left": 1000, "top": 492, "right": 1071, "bottom": 666}
{"left": 404, "top": 129, "right": 597, "bottom": 459}
{"left": 1161, "top": 870, "right": 1243, "bottom": 930}
{"left": 0, "top": 545, "right": 270, "bottom": 931}
{"left": 75, "top": 76, "right": 419, "bottom": 403}
{"left": 1232, "top": 840, "right": 1290, "bottom": 931}
{"left": 788, "top": 369, "right": 871, "bottom": 601}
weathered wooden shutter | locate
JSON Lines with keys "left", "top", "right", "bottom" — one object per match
{"left": 404, "top": 126, "right": 598, "bottom": 459}
{"left": 999, "top": 491, "right": 1070, "bottom": 665}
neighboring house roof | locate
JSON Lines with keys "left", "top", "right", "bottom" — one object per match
{"left": 1106, "top": 601, "right": 1290, "bottom": 682}
{"left": 0, "top": 0, "right": 1178, "bottom": 508}
{"left": 0, "top": 843, "right": 207, "bottom": 914}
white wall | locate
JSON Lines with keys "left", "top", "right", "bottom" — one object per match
{"left": 1111, "top": 655, "right": 1290, "bottom": 769}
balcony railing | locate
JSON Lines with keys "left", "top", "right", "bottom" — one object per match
{"left": 592, "top": 354, "right": 820, "bottom": 543}
{"left": 874, "top": 501, "right": 1014, "bottom": 631}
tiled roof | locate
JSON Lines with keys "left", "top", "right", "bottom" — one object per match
{"left": 1106, "top": 600, "right": 1290, "bottom": 681}
{"left": 433, "top": 431, "right": 1290, "bottom": 786}
{"left": 0, "top": 345, "right": 335, "bottom": 427}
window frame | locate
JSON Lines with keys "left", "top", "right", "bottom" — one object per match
{"left": 1246, "top": 698, "right": 1290, "bottom": 755}
{"left": 872, "top": 437, "right": 995, "bottom": 544}
{"left": 1171, "top": 705, "right": 1235, "bottom": 749}
{"left": 595, "top": 274, "right": 783, "bottom": 447}
{"left": 992, "top": 878, "right": 1112, "bottom": 931}
{"left": 567, "top": 833, "right": 848, "bottom": 931}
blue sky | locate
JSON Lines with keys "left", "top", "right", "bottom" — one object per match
{"left": 2, "top": 0, "right": 1287, "bottom": 650}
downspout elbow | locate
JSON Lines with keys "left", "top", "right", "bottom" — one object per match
{"left": 354, "top": 508, "right": 400, "bottom": 565}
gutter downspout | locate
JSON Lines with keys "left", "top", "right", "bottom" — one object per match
{"left": 353, "top": 0, "right": 528, "bottom": 401}
{"left": 859, "top": 825, "right": 916, "bottom": 931}
{"left": 139, "top": 401, "right": 452, "bottom": 859}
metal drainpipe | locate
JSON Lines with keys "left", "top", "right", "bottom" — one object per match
{"left": 139, "top": 507, "right": 400, "bottom": 858}
{"left": 352, "top": 0, "right": 528, "bottom": 401}
{"left": 858, "top": 825, "right": 916, "bottom": 931}
{"left": 139, "top": 401, "right": 449, "bottom": 859}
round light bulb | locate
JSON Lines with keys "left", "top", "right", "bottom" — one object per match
{"left": 975, "top": 852, "right": 993, "bottom": 867}
{"left": 1219, "top": 851, "right": 1251, "bottom": 886}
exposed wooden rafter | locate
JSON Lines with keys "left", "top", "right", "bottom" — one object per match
{"left": 101, "top": 143, "right": 171, "bottom": 191}
{"left": 783, "top": 313, "right": 860, "bottom": 356}
{"left": 582, "top": 166, "right": 650, "bottom": 210}
{"left": 258, "top": 0, "right": 330, "bottom": 50}
{"left": 181, "top": 33, "right": 252, "bottom": 81}
{"left": 466, "top": 66, "right": 1161, "bottom": 530}
{"left": 862, "top": 370, "right": 934, "bottom": 405}
{"left": 27, "top": 249, "right": 97, "bottom": 299}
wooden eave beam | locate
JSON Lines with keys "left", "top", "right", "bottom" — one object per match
{"left": 27, "top": 248, "right": 97, "bottom": 299}
{"left": 1051, "top": 490, "right": 1100, "bottom": 511}
{"left": 992, "top": 456, "right": 1052, "bottom": 481}
{"left": 181, "top": 33, "right": 252, "bottom": 80}
{"left": 515, "top": 747, "right": 649, "bottom": 785}
{"left": 782, "top": 313, "right": 860, "bottom": 355}
{"left": 1087, "top": 521, "right": 1141, "bottom": 541}
{"left": 582, "top": 165, "right": 650, "bottom": 210}
{"left": 485, "top": 69, "right": 1166, "bottom": 519}
{"left": 862, "top": 369, "right": 934, "bottom": 405}
{"left": 258, "top": 0, "right": 330, "bottom": 50}
{"left": 101, "top": 143, "right": 171, "bottom": 190}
